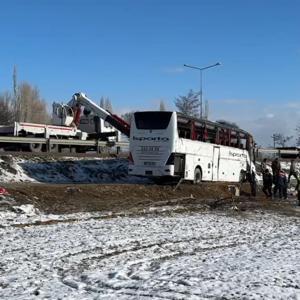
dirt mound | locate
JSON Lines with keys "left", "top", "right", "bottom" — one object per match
{"left": 2, "top": 181, "right": 299, "bottom": 217}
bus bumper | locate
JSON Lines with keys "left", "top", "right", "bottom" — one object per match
{"left": 128, "top": 165, "right": 175, "bottom": 177}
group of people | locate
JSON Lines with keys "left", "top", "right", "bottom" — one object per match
{"left": 261, "top": 157, "right": 299, "bottom": 200}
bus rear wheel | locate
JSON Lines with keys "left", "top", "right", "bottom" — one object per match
{"left": 193, "top": 168, "right": 202, "bottom": 184}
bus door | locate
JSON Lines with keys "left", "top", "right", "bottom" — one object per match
{"left": 212, "top": 146, "right": 220, "bottom": 181}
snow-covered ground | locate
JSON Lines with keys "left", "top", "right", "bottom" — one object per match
{"left": 0, "top": 209, "right": 299, "bottom": 299}
{"left": 0, "top": 156, "right": 299, "bottom": 299}
{"left": 0, "top": 156, "right": 147, "bottom": 184}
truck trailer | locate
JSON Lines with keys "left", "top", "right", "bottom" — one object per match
{"left": 0, "top": 92, "right": 130, "bottom": 153}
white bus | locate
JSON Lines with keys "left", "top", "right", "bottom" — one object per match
{"left": 128, "top": 111, "right": 255, "bottom": 183}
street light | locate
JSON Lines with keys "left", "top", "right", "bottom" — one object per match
{"left": 184, "top": 62, "right": 221, "bottom": 119}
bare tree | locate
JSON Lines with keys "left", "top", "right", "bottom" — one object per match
{"left": 159, "top": 100, "right": 166, "bottom": 111}
{"left": 105, "top": 97, "right": 113, "bottom": 113}
{"left": 295, "top": 125, "right": 300, "bottom": 146}
{"left": 271, "top": 133, "right": 293, "bottom": 148}
{"left": 174, "top": 89, "right": 200, "bottom": 117}
{"left": 99, "top": 96, "right": 113, "bottom": 112}
{"left": 99, "top": 97, "right": 105, "bottom": 108}
{"left": 17, "top": 82, "right": 50, "bottom": 123}
{"left": 13, "top": 65, "right": 19, "bottom": 121}
{"left": 121, "top": 111, "right": 134, "bottom": 124}
{"left": 13, "top": 66, "right": 18, "bottom": 99}
{"left": 0, "top": 92, "right": 15, "bottom": 125}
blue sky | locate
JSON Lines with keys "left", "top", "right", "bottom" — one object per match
{"left": 0, "top": 0, "right": 299, "bottom": 145}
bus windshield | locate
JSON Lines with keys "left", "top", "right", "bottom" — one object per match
{"left": 134, "top": 112, "right": 173, "bottom": 130}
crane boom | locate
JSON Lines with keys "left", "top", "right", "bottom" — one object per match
{"left": 71, "top": 92, "right": 130, "bottom": 137}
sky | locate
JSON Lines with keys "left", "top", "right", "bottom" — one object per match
{"left": 0, "top": 0, "right": 299, "bottom": 146}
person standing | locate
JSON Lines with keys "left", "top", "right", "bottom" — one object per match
{"left": 272, "top": 158, "right": 281, "bottom": 197}
{"left": 271, "top": 158, "right": 281, "bottom": 177}
{"left": 288, "top": 158, "right": 299, "bottom": 191}
{"left": 278, "top": 170, "right": 288, "bottom": 200}
{"left": 297, "top": 178, "right": 300, "bottom": 206}
{"left": 250, "top": 170, "right": 257, "bottom": 197}
{"left": 261, "top": 158, "right": 268, "bottom": 174}
{"left": 262, "top": 169, "right": 273, "bottom": 198}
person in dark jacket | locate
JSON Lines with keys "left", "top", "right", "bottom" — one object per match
{"left": 297, "top": 179, "right": 300, "bottom": 206}
{"left": 271, "top": 158, "right": 281, "bottom": 176}
{"left": 262, "top": 169, "right": 273, "bottom": 198}
{"left": 272, "top": 158, "right": 281, "bottom": 197}
{"left": 261, "top": 158, "right": 267, "bottom": 175}
{"left": 278, "top": 170, "right": 288, "bottom": 200}
{"left": 250, "top": 170, "right": 257, "bottom": 197}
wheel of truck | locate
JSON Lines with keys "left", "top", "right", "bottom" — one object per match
{"left": 49, "top": 143, "right": 59, "bottom": 152}
{"left": 48, "top": 138, "right": 59, "bottom": 152}
{"left": 193, "top": 167, "right": 202, "bottom": 184}
{"left": 98, "top": 146, "right": 109, "bottom": 154}
{"left": 26, "top": 135, "right": 43, "bottom": 152}
{"left": 70, "top": 147, "right": 77, "bottom": 153}
{"left": 28, "top": 138, "right": 43, "bottom": 152}
{"left": 29, "top": 143, "right": 42, "bottom": 152}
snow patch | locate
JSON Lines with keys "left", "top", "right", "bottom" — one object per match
{"left": 0, "top": 211, "right": 299, "bottom": 299}
{"left": 0, "top": 156, "right": 149, "bottom": 184}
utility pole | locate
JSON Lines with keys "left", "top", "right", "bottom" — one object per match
{"left": 204, "top": 100, "right": 209, "bottom": 120}
{"left": 183, "top": 62, "right": 221, "bottom": 119}
{"left": 271, "top": 134, "right": 277, "bottom": 148}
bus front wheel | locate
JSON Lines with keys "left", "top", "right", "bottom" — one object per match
{"left": 193, "top": 168, "right": 202, "bottom": 184}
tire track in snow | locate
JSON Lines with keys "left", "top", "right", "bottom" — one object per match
{"left": 52, "top": 233, "right": 250, "bottom": 294}
{"left": 52, "top": 227, "right": 300, "bottom": 299}
{"left": 1, "top": 212, "right": 299, "bottom": 299}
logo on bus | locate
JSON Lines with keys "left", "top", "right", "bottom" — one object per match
{"left": 229, "top": 151, "right": 247, "bottom": 159}
{"left": 133, "top": 136, "right": 169, "bottom": 142}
